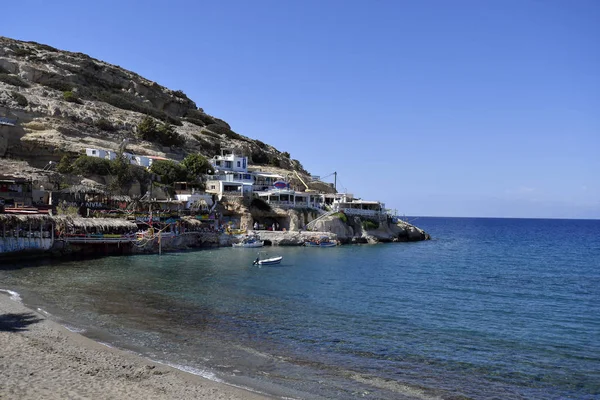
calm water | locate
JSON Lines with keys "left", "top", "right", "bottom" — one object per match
{"left": 1, "top": 217, "right": 599, "bottom": 399}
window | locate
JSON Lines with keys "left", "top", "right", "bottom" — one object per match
{"left": 225, "top": 161, "right": 233, "bottom": 168}
{"left": 216, "top": 161, "right": 221, "bottom": 166}
{"left": 210, "top": 185, "right": 216, "bottom": 190}
{"left": 237, "top": 161, "right": 241, "bottom": 167}
{"left": 91, "top": 150, "right": 96, "bottom": 155}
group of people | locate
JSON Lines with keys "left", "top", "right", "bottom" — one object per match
{"left": 253, "top": 221, "right": 280, "bottom": 231}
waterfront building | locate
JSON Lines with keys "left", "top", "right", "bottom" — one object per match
{"left": 255, "top": 189, "right": 324, "bottom": 209}
{"left": 331, "top": 195, "right": 386, "bottom": 218}
{"left": 0, "top": 214, "right": 54, "bottom": 256}
{"left": 0, "top": 175, "right": 33, "bottom": 207}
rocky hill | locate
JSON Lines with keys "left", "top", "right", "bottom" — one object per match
{"left": 0, "top": 36, "right": 323, "bottom": 190}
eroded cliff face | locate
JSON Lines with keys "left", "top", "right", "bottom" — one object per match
{"left": 0, "top": 36, "right": 305, "bottom": 175}
{"left": 312, "top": 215, "right": 430, "bottom": 244}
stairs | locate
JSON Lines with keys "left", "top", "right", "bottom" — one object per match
{"left": 306, "top": 210, "right": 336, "bottom": 231}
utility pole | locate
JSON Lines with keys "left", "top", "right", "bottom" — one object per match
{"left": 334, "top": 172, "right": 337, "bottom": 191}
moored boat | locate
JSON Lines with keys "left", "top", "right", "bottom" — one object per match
{"left": 233, "top": 235, "right": 264, "bottom": 248}
{"left": 304, "top": 236, "right": 337, "bottom": 248}
{"left": 253, "top": 252, "right": 283, "bottom": 266}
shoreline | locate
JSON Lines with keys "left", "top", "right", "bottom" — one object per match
{"left": 0, "top": 290, "right": 276, "bottom": 400}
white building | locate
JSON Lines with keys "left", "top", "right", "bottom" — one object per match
{"left": 255, "top": 189, "right": 324, "bottom": 209}
{"left": 332, "top": 196, "right": 386, "bottom": 217}
{"left": 210, "top": 149, "right": 248, "bottom": 173}
{"left": 85, "top": 148, "right": 118, "bottom": 160}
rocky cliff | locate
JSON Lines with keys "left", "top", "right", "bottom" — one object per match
{"left": 0, "top": 36, "right": 310, "bottom": 182}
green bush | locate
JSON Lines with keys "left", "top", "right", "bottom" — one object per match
{"left": 172, "top": 90, "right": 188, "bottom": 99}
{"left": 12, "top": 48, "right": 34, "bottom": 57}
{"left": 27, "top": 41, "right": 59, "bottom": 52}
{"left": 181, "top": 154, "right": 212, "bottom": 180}
{"left": 56, "top": 155, "right": 75, "bottom": 174}
{"left": 63, "top": 91, "right": 83, "bottom": 104}
{"left": 137, "top": 116, "right": 185, "bottom": 147}
{"left": 252, "top": 151, "right": 270, "bottom": 165}
{"left": 94, "top": 118, "right": 116, "bottom": 132}
{"left": 333, "top": 212, "right": 348, "bottom": 223}
{"left": 99, "top": 91, "right": 182, "bottom": 126}
{"left": 362, "top": 220, "right": 379, "bottom": 230}
{"left": 204, "top": 124, "right": 247, "bottom": 141}
{"left": 40, "top": 79, "right": 73, "bottom": 92}
{"left": 185, "top": 109, "right": 215, "bottom": 125}
{"left": 11, "top": 91, "right": 28, "bottom": 107}
{"left": 150, "top": 160, "right": 188, "bottom": 186}
{"left": 108, "top": 156, "right": 134, "bottom": 191}
{"left": 282, "top": 151, "right": 290, "bottom": 158}
{"left": 0, "top": 73, "right": 29, "bottom": 87}
{"left": 201, "top": 130, "right": 221, "bottom": 139}
{"left": 184, "top": 117, "right": 206, "bottom": 127}
{"left": 72, "top": 156, "right": 112, "bottom": 176}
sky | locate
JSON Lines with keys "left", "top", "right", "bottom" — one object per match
{"left": 3, "top": 0, "right": 599, "bottom": 218}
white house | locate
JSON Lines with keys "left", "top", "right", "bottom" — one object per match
{"left": 210, "top": 149, "right": 248, "bottom": 173}
{"left": 86, "top": 148, "right": 108, "bottom": 159}
{"left": 85, "top": 148, "right": 118, "bottom": 160}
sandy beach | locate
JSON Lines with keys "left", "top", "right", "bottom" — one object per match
{"left": 0, "top": 291, "right": 274, "bottom": 400}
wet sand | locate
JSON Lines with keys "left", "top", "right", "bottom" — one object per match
{"left": 0, "top": 292, "right": 274, "bottom": 399}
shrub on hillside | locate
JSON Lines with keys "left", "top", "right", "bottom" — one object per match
{"left": 12, "top": 47, "right": 34, "bottom": 57}
{"left": 251, "top": 150, "right": 270, "bottom": 165}
{"left": 11, "top": 91, "right": 28, "bottom": 107}
{"left": 72, "top": 156, "right": 111, "bottom": 176}
{"left": 94, "top": 118, "right": 117, "bottom": 132}
{"left": 0, "top": 65, "right": 9, "bottom": 74}
{"left": 362, "top": 220, "right": 379, "bottom": 230}
{"left": 333, "top": 212, "right": 348, "bottom": 223}
{"left": 63, "top": 91, "right": 83, "bottom": 104}
{"left": 56, "top": 155, "right": 75, "bottom": 174}
{"left": 185, "top": 109, "right": 215, "bottom": 125}
{"left": 184, "top": 117, "right": 206, "bottom": 127}
{"left": 99, "top": 91, "right": 182, "bottom": 126}
{"left": 27, "top": 41, "right": 59, "bottom": 52}
{"left": 137, "top": 116, "right": 185, "bottom": 147}
{"left": 40, "top": 79, "right": 73, "bottom": 92}
{"left": 0, "top": 73, "right": 29, "bottom": 87}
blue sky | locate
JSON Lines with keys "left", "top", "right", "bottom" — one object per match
{"left": 3, "top": 0, "right": 599, "bottom": 218}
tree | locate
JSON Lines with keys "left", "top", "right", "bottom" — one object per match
{"left": 56, "top": 155, "right": 74, "bottom": 174}
{"left": 181, "top": 154, "right": 212, "bottom": 181}
{"left": 149, "top": 160, "right": 188, "bottom": 186}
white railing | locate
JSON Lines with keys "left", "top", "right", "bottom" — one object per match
{"left": 338, "top": 208, "right": 382, "bottom": 217}
{"left": 306, "top": 210, "right": 336, "bottom": 231}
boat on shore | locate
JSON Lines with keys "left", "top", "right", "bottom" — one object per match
{"left": 253, "top": 252, "right": 282, "bottom": 266}
{"left": 304, "top": 236, "right": 337, "bottom": 248}
{"left": 233, "top": 234, "right": 264, "bottom": 248}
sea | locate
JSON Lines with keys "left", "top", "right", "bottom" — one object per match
{"left": 1, "top": 217, "right": 599, "bottom": 399}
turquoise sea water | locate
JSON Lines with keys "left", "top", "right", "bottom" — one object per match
{"left": 1, "top": 217, "right": 599, "bottom": 399}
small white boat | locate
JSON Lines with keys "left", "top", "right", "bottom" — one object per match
{"left": 253, "top": 252, "right": 283, "bottom": 266}
{"left": 233, "top": 235, "right": 264, "bottom": 248}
